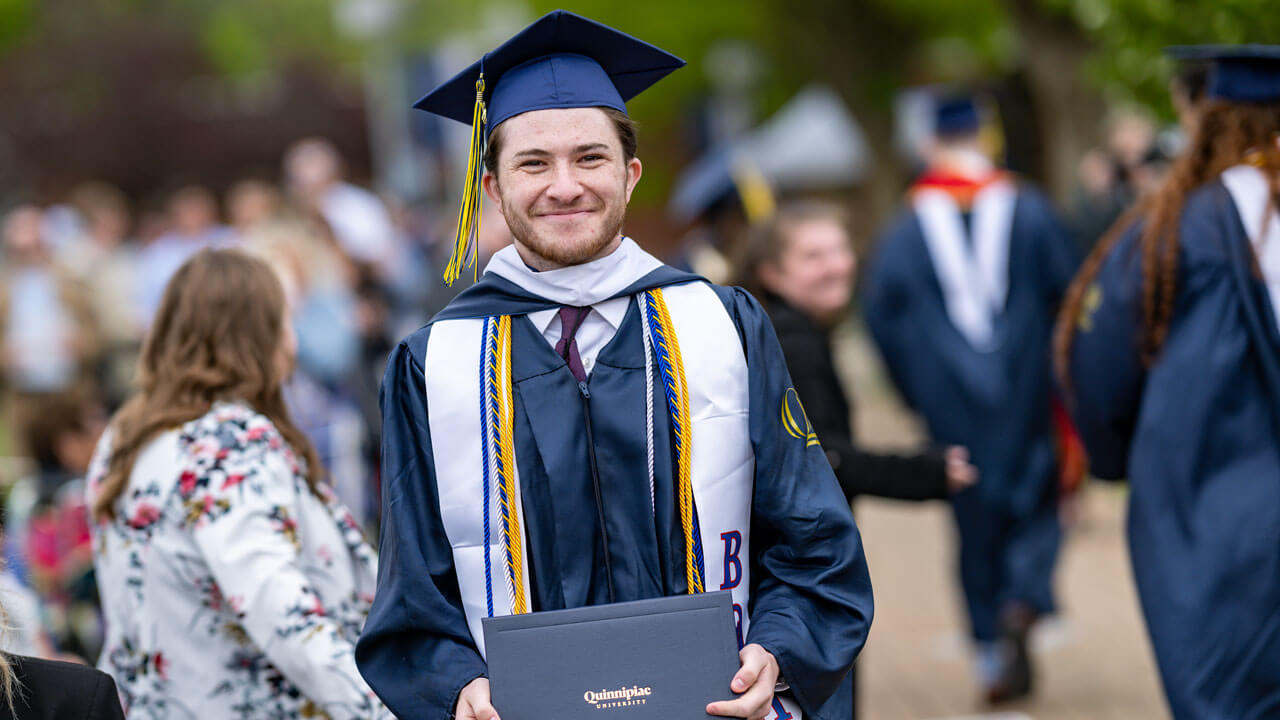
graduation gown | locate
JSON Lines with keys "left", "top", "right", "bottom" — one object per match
{"left": 355, "top": 262, "right": 873, "bottom": 720}
{"left": 1066, "top": 179, "right": 1280, "bottom": 719}
{"left": 861, "top": 185, "right": 1078, "bottom": 642}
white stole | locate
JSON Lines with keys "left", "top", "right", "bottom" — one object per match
{"left": 1221, "top": 164, "right": 1280, "bottom": 334}
{"left": 913, "top": 180, "right": 1017, "bottom": 350}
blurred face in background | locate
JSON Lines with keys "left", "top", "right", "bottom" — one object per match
{"left": 228, "top": 180, "right": 282, "bottom": 234}
{"left": 1107, "top": 111, "right": 1156, "bottom": 170}
{"left": 760, "top": 217, "right": 857, "bottom": 325}
{"left": 482, "top": 107, "right": 641, "bottom": 270}
{"left": 283, "top": 138, "right": 342, "bottom": 202}
{"left": 168, "top": 186, "right": 218, "bottom": 237}
{"left": 57, "top": 403, "right": 107, "bottom": 474}
{"left": 71, "top": 183, "right": 131, "bottom": 248}
{"left": 3, "top": 205, "right": 46, "bottom": 263}
{"left": 86, "top": 202, "right": 130, "bottom": 248}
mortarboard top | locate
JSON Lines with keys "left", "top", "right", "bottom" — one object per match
{"left": 415, "top": 9, "right": 686, "bottom": 137}
{"left": 934, "top": 94, "right": 981, "bottom": 137}
{"left": 414, "top": 10, "right": 686, "bottom": 286}
{"left": 1166, "top": 45, "right": 1280, "bottom": 103}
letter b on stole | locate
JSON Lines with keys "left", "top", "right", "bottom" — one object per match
{"left": 720, "top": 531, "right": 742, "bottom": 590}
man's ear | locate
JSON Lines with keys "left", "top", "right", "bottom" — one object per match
{"left": 623, "top": 157, "right": 643, "bottom": 204}
{"left": 482, "top": 172, "right": 501, "bottom": 206}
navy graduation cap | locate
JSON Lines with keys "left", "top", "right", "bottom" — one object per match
{"left": 934, "top": 94, "right": 981, "bottom": 137}
{"left": 1166, "top": 44, "right": 1280, "bottom": 103}
{"left": 415, "top": 10, "right": 686, "bottom": 285}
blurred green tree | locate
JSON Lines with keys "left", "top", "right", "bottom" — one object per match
{"left": 0, "top": 0, "right": 33, "bottom": 54}
{"left": 4, "top": 0, "right": 1278, "bottom": 208}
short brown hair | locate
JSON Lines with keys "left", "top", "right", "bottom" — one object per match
{"left": 483, "top": 107, "right": 637, "bottom": 175}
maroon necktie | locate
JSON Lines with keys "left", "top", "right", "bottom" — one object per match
{"left": 555, "top": 306, "right": 592, "bottom": 382}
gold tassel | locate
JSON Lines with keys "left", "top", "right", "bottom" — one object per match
{"left": 444, "top": 74, "right": 487, "bottom": 286}
{"left": 730, "top": 155, "right": 776, "bottom": 225}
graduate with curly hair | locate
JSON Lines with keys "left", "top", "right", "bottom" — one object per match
{"left": 1057, "top": 46, "right": 1280, "bottom": 719}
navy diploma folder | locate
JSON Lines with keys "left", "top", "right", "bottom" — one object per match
{"left": 482, "top": 591, "right": 741, "bottom": 719}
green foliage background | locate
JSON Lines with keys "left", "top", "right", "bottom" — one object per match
{"left": 2, "top": 0, "right": 1278, "bottom": 203}
{"left": 5, "top": 0, "right": 1280, "bottom": 111}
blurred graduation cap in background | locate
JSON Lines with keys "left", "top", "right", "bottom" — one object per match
{"left": 1166, "top": 44, "right": 1280, "bottom": 103}
{"left": 412, "top": 9, "right": 686, "bottom": 284}
{"left": 668, "top": 85, "right": 870, "bottom": 224}
{"left": 933, "top": 94, "right": 982, "bottom": 138}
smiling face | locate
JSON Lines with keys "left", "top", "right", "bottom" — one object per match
{"left": 482, "top": 107, "right": 642, "bottom": 270}
{"left": 760, "top": 216, "right": 857, "bottom": 324}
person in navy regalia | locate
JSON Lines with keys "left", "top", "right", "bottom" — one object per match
{"left": 354, "top": 11, "right": 873, "bottom": 720}
{"left": 1056, "top": 46, "right": 1280, "bottom": 720}
{"left": 860, "top": 94, "right": 1079, "bottom": 703}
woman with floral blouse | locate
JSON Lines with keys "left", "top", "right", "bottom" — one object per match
{"left": 87, "top": 249, "right": 389, "bottom": 719}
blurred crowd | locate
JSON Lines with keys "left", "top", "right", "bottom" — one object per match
{"left": 0, "top": 137, "right": 507, "bottom": 665}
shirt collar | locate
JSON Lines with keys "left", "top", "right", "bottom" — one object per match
{"left": 527, "top": 295, "right": 631, "bottom": 334}
{"left": 483, "top": 236, "right": 663, "bottom": 307}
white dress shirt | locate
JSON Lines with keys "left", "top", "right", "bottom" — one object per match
{"left": 482, "top": 237, "right": 664, "bottom": 377}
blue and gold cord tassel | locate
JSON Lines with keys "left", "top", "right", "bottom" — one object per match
{"left": 643, "top": 289, "right": 705, "bottom": 594}
{"left": 444, "top": 74, "right": 487, "bottom": 286}
{"left": 486, "top": 315, "right": 527, "bottom": 614}
{"left": 479, "top": 317, "right": 497, "bottom": 617}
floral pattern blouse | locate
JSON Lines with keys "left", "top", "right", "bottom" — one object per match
{"left": 88, "top": 402, "right": 391, "bottom": 719}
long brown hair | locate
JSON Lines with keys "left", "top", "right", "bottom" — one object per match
{"left": 94, "top": 248, "right": 322, "bottom": 520}
{"left": 1055, "top": 101, "right": 1280, "bottom": 388}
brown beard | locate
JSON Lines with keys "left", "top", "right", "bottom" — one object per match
{"left": 501, "top": 195, "right": 628, "bottom": 268}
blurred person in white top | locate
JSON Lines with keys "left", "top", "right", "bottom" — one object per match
{"left": 0, "top": 205, "right": 99, "bottom": 398}
{"left": 63, "top": 183, "right": 143, "bottom": 408}
{"left": 283, "top": 138, "right": 398, "bottom": 279}
{"left": 134, "top": 185, "right": 235, "bottom": 330}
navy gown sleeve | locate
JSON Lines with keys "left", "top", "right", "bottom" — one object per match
{"left": 719, "top": 287, "right": 875, "bottom": 717}
{"left": 355, "top": 330, "right": 488, "bottom": 719}
{"left": 1066, "top": 224, "right": 1147, "bottom": 480}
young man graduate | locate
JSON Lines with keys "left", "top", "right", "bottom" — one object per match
{"left": 860, "top": 95, "right": 1078, "bottom": 703}
{"left": 354, "top": 11, "right": 873, "bottom": 720}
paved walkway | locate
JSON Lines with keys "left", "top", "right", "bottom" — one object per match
{"left": 839, "top": 323, "right": 1168, "bottom": 719}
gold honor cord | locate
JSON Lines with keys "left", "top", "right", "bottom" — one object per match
{"left": 492, "top": 316, "right": 527, "bottom": 614}
{"left": 444, "top": 75, "right": 487, "bottom": 286}
{"left": 648, "top": 289, "right": 703, "bottom": 594}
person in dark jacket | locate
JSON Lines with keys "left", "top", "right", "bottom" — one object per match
{"left": 736, "top": 201, "right": 977, "bottom": 505}
{"left": 735, "top": 200, "right": 976, "bottom": 719}
{"left": 3, "top": 654, "right": 125, "bottom": 720}
{"left": 0, "top": 591, "right": 124, "bottom": 720}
